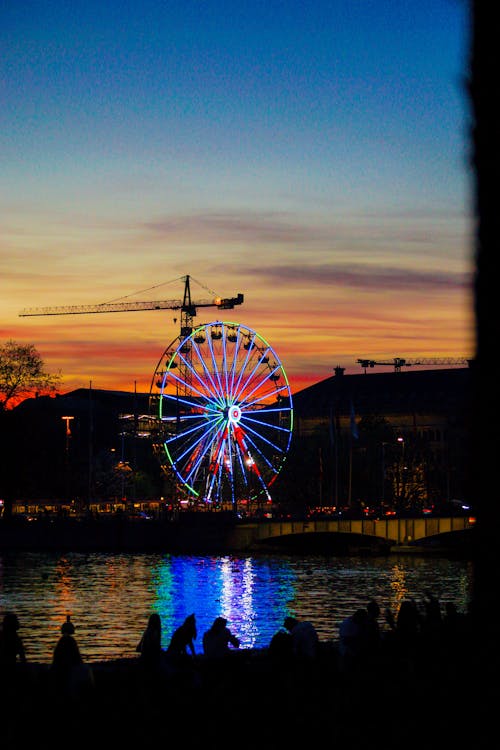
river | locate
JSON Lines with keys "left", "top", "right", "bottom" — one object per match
{"left": 0, "top": 550, "right": 474, "bottom": 663}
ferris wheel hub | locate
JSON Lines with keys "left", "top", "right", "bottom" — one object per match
{"left": 227, "top": 405, "right": 242, "bottom": 424}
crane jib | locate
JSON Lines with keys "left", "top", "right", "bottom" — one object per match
{"left": 18, "top": 294, "right": 244, "bottom": 317}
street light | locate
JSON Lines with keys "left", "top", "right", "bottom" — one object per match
{"left": 381, "top": 442, "right": 388, "bottom": 506}
{"left": 396, "top": 436, "right": 405, "bottom": 509}
{"left": 382, "top": 437, "right": 405, "bottom": 510}
{"left": 61, "top": 415, "right": 74, "bottom": 453}
{"left": 61, "top": 416, "right": 74, "bottom": 504}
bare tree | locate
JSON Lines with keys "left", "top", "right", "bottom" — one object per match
{"left": 0, "top": 340, "right": 61, "bottom": 410}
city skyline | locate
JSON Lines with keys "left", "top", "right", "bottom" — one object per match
{"left": 2, "top": 1, "right": 474, "bottom": 396}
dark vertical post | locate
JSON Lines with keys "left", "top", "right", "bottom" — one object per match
{"left": 469, "top": 2, "right": 499, "bottom": 609}
{"left": 88, "top": 381, "right": 93, "bottom": 510}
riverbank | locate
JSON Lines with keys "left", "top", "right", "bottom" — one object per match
{"left": 2, "top": 634, "right": 494, "bottom": 750}
{"left": 0, "top": 515, "right": 477, "bottom": 556}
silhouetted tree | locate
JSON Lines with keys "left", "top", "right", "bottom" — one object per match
{"left": 0, "top": 340, "right": 61, "bottom": 410}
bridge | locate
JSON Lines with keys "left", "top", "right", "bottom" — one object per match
{"left": 229, "top": 515, "right": 476, "bottom": 551}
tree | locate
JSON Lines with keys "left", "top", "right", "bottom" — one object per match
{"left": 0, "top": 340, "right": 61, "bottom": 410}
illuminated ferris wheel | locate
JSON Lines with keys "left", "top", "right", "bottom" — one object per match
{"left": 149, "top": 321, "right": 293, "bottom": 510}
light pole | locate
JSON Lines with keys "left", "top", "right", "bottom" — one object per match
{"left": 61, "top": 416, "right": 74, "bottom": 454}
{"left": 381, "top": 442, "right": 389, "bottom": 507}
{"left": 61, "top": 416, "right": 74, "bottom": 502}
{"left": 397, "top": 436, "right": 405, "bottom": 509}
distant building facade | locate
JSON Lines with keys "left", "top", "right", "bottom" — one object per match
{"left": 1, "top": 366, "right": 472, "bottom": 517}
{"left": 277, "top": 366, "right": 472, "bottom": 515}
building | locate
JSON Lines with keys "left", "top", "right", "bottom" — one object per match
{"left": 1, "top": 366, "right": 472, "bottom": 517}
{"left": 279, "top": 365, "right": 473, "bottom": 515}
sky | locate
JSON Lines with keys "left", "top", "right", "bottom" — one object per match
{"left": 1, "top": 0, "right": 474, "bottom": 397}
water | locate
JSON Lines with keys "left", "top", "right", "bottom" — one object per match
{"left": 0, "top": 551, "right": 473, "bottom": 663}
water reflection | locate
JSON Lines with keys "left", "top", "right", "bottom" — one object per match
{"left": 0, "top": 551, "right": 473, "bottom": 663}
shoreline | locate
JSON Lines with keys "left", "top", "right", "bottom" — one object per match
{"left": 0, "top": 516, "right": 477, "bottom": 557}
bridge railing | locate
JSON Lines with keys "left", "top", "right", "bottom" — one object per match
{"left": 251, "top": 516, "right": 476, "bottom": 544}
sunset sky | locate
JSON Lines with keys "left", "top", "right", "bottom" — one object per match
{"left": 2, "top": 1, "right": 474, "bottom": 396}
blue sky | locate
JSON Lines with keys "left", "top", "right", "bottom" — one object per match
{"left": 1, "top": 1, "right": 473, "bottom": 393}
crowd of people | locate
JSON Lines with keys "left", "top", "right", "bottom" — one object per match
{"left": 1, "top": 590, "right": 478, "bottom": 685}
{"left": 0, "top": 593, "right": 492, "bottom": 748}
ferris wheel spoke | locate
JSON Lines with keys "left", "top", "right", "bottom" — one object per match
{"left": 191, "top": 337, "right": 225, "bottom": 406}
{"left": 237, "top": 365, "right": 281, "bottom": 406}
{"left": 235, "top": 435, "right": 275, "bottom": 497}
{"left": 226, "top": 434, "right": 236, "bottom": 506}
{"left": 184, "top": 431, "right": 221, "bottom": 486}
{"left": 205, "top": 332, "right": 227, "bottom": 403}
{"left": 163, "top": 367, "right": 218, "bottom": 405}
{"left": 234, "top": 439, "right": 261, "bottom": 486}
{"left": 240, "top": 434, "right": 278, "bottom": 477}
{"left": 227, "top": 333, "right": 257, "bottom": 402}
{"left": 165, "top": 418, "right": 223, "bottom": 473}
{"left": 233, "top": 422, "right": 277, "bottom": 477}
{"left": 242, "top": 403, "right": 293, "bottom": 417}
{"left": 239, "top": 419, "right": 287, "bottom": 456}
{"left": 174, "top": 440, "right": 208, "bottom": 488}
{"left": 231, "top": 336, "right": 260, "bottom": 401}
{"left": 227, "top": 328, "right": 244, "bottom": 401}
{"left": 239, "top": 384, "right": 289, "bottom": 412}
{"left": 236, "top": 362, "right": 282, "bottom": 407}
{"left": 163, "top": 411, "right": 220, "bottom": 446}
{"left": 221, "top": 326, "right": 232, "bottom": 403}
{"left": 251, "top": 462, "right": 273, "bottom": 498}
{"left": 161, "top": 392, "right": 215, "bottom": 416}
{"left": 232, "top": 347, "right": 272, "bottom": 405}
{"left": 205, "top": 434, "right": 227, "bottom": 501}
{"left": 204, "top": 464, "right": 219, "bottom": 502}
{"left": 235, "top": 450, "right": 250, "bottom": 488}
{"left": 241, "top": 413, "right": 292, "bottom": 435}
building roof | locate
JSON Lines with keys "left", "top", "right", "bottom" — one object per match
{"left": 13, "top": 367, "right": 472, "bottom": 422}
{"left": 291, "top": 367, "right": 472, "bottom": 418}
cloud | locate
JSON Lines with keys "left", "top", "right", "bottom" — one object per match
{"left": 142, "top": 211, "right": 317, "bottom": 244}
{"left": 221, "top": 262, "right": 471, "bottom": 293}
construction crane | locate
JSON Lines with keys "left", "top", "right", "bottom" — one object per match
{"left": 19, "top": 274, "right": 244, "bottom": 339}
{"left": 19, "top": 274, "right": 246, "bottom": 511}
{"left": 357, "top": 357, "right": 471, "bottom": 373}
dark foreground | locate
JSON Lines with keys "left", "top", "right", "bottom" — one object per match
{"left": 2, "top": 634, "right": 495, "bottom": 750}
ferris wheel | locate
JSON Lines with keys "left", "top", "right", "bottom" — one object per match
{"left": 149, "top": 321, "right": 293, "bottom": 510}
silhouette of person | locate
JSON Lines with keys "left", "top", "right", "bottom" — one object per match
{"left": 137, "top": 612, "right": 163, "bottom": 662}
{"left": 366, "top": 599, "right": 381, "bottom": 633}
{"left": 365, "top": 599, "right": 383, "bottom": 660}
{"left": 166, "top": 613, "right": 197, "bottom": 661}
{"left": 269, "top": 627, "right": 293, "bottom": 664}
{"left": 61, "top": 614, "right": 75, "bottom": 636}
{"left": 385, "top": 599, "right": 422, "bottom": 673}
{"left": 164, "top": 614, "right": 200, "bottom": 689}
{"left": 443, "top": 601, "right": 464, "bottom": 639}
{"left": 395, "top": 599, "right": 422, "bottom": 639}
{"left": 0, "top": 613, "right": 26, "bottom": 669}
{"left": 283, "top": 616, "right": 319, "bottom": 660}
{"left": 50, "top": 619, "right": 94, "bottom": 701}
{"left": 202, "top": 617, "right": 240, "bottom": 658}
{"left": 338, "top": 608, "right": 370, "bottom": 673}
{"left": 421, "top": 590, "right": 442, "bottom": 649}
